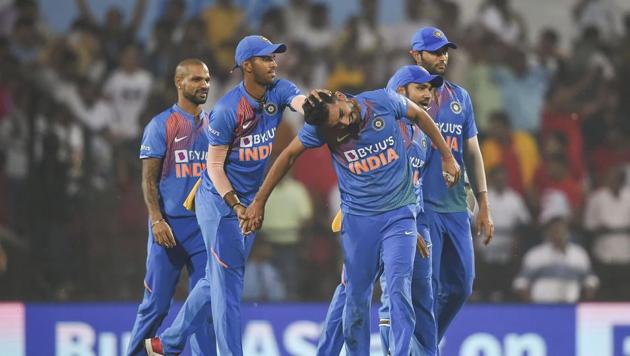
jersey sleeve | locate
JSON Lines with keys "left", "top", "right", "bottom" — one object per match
{"left": 276, "top": 79, "right": 301, "bottom": 110}
{"left": 139, "top": 118, "right": 166, "bottom": 159}
{"left": 297, "top": 123, "right": 325, "bottom": 148}
{"left": 463, "top": 91, "right": 478, "bottom": 139}
{"left": 385, "top": 89, "right": 408, "bottom": 120}
{"left": 206, "top": 104, "right": 236, "bottom": 146}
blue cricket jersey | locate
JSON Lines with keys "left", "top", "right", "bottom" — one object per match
{"left": 422, "top": 81, "right": 477, "bottom": 213}
{"left": 204, "top": 79, "right": 300, "bottom": 206}
{"left": 139, "top": 104, "right": 210, "bottom": 218}
{"left": 399, "top": 118, "right": 430, "bottom": 212}
{"left": 298, "top": 89, "right": 416, "bottom": 216}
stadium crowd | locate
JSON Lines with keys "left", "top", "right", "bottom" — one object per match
{"left": 1, "top": 0, "right": 630, "bottom": 304}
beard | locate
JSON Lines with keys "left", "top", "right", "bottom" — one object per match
{"left": 184, "top": 89, "right": 207, "bottom": 105}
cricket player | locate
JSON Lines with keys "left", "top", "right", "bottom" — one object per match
{"left": 409, "top": 27, "right": 494, "bottom": 341}
{"left": 242, "top": 87, "right": 459, "bottom": 356}
{"left": 129, "top": 59, "right": 216, "bottom": 356}
{"left": 146, "top": 35, "right": 311, "bottom": 356}
{"left": 317, "top": 65, "right": 443, "bottom": 356}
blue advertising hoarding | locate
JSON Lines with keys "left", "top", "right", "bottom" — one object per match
{"left": 1, "top": 302, "right": 628, "bottom": 355}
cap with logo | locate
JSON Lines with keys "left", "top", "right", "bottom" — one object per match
{"left": 386, "top": 65, "right": 443, "bottom": 91}
{"left": 410, "top": 26, "right": 457, "bottom": 52}
{"left": 232, "top": 35, "right": 287, "bottom": 70}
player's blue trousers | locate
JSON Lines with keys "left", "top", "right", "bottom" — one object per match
{"left": 425, "top": 209, "right": 474, "bottom": 342}
{"left": 380, "top": 218, "right": 437, "bottom": 356}
{"left": 127, "top": 215, "right": 216, "bottom": 356}
{"left": 339, "top": 205, "right": 416, "bottom": 356}
{"left": 317, "top": 216, "right": 436, "bottom": 356}
{"left": 160, "top": 185, "right": 254, "bottom": 356}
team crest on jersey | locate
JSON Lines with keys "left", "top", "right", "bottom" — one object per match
{"left": 433, "top": 30, "right": 443, "bottom": 38}
{"left": 421, "top": 136, "right": 427, "bottom": 149}
{"left": 264, "top": 102, "right": 277, "bottom": 115}
{"left": 372, "top": 117, "right": 385, "bottom": 131}
{"left": 450, "top": 101, "right": 462, "bottom": 114}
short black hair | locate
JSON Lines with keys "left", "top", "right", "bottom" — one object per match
{"left": 303, "top": 92, "right": 335, "bottom": 126}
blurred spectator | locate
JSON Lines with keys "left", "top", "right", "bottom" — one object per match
{"left": 75, "top": 0, "right": 146, "bottom": 71}
{"left": 145, "top": 19, "right": 175, "bottom": 82}
{"left": 380, "top": 0, "right": 430, "bottom": 53}
{"left": 513, "top": 215, "right": 598, "bottom": 303}
{"left": 570, "top": 26, "right": 615, "bottom": 82}
{"left": 170, "top": 17, "right": 219, "bottom": 83}
{"left": 534, "top": 28, "right": 566, "bottom": 75}
{"left": 243, "top": 236, "right": 287, "bottom": 302}
{"left": 493, "top": 48, "right": 550, "bottom": 132}
{"left": 481, "top": 110, "right": 540, "bottom": 192}
{"left": 573, "top": 0, "right": 623, "bottom": 40}
{"left": 464, "top": 35, "right": 502, "bottom": 132}
{"left": 588, "top": 127, "right": 630, "bottom": 187}
{"left": 477, "top": 0, "right": 526, "bottom": 46}
{"left": 291, "top": 3, "right": 334, "bottom": 52}
{"left": 476, "top": 166, "right": 530, "bottom": 301}
{"left": 261, "top": 171, "right": 313, "bottom": 300}
{"left": 584, "top": 167, "right": 630, "bottom": 300}
{"left": 67, "top": 20, "right": 106, "bottom": 82}
{"left": 282, "top": 0, "right": 310, "bottom": 39}
{"left": 260, "top": 6, "right": 287, "bottom": 43}
{"left": 0, "top": 87, "right": 30, "bottom": 234}
{"left": 58, "top": 79, "right": 116, "bottom": 190}
{"left": 532, "top": 152, "right": 584, "bottom": 214}
{"left": 103, "top": 43, "right": 152, "bottom": 181}
{"left": 541, "top": 70, "right": 588, "bottom": 181}
{"left": 201, "top": 0, "right": 246, "bottom": 74}
{"left": 10, "top": 16, "right": 44, "bottom": 65}
{"left": 159, "top": 0, "right": 187, "bottom": 43}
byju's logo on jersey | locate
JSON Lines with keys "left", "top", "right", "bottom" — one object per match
{"left": 342, "top": 136, "right": 400, "bottom": 175}
{"left": 240, "top": 136, "right": 253, "bottom": 147}
{"left": 175, "top": 149, "right": 189, "bottom": 163}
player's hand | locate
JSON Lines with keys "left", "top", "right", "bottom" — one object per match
{"left": 416, "top": 234, "right": 430, "bottom": 259}
{"left": 239, "top": 200, "right": 264, "bottom": 235}
{"left": 475, "top": 202, "right": 494, "bottom": 246}
{"left": 306, "top": 89, "right": 332, "bottom": 105}
{"left": 441, "top": 154, "right": 460, "bottom": 188}
{"left": 152, "top": 219, "right": 176, "bottom": 248}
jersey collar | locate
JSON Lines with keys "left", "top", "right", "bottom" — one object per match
{"left": 172, "top": 104, "right": 204, "bottom": 122}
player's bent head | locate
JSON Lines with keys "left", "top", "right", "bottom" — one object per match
{"left": 303, "top": 91, "right": 335, "bottom": 126}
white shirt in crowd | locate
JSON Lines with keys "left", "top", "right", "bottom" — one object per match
{"left": 479, "top": 186, "right": 530, "bottom": 263}
{"left": 104, "top": 69, "right": 153, "bottom": 140}
{"left": 513, "top": 242, "right": 599, "bottom": 303}
{"left": 584, "top": 186, "right": 630, "bottom": 264}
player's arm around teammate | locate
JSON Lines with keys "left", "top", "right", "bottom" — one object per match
{"left": 403, "top": 96, "right": 460, "bottom": 188}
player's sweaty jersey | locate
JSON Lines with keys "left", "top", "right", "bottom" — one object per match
{"left": 399, "top": 118, "right": 429, "bottom": 212}
{"left": 299, "top": 89, "right": 415, "bottom": 216}
{"left": 204, "top": 79, "right": 300, "bottom": 205}
{"left": 422, "top": 80, "right": 477, "bottom": 213}
{"left": 140, "top": 104, "right": 210, "bottom": 218}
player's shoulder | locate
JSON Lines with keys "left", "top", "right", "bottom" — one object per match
{"left": 269, "top": 77, "right": 296, "bottom": 90}
{"left": 443, "top": 80, "right": 471, "bottom": 98}
{"left": 213, "top": 86, "right": 243, "bottom": 114}
{"left": 146, "top": 105, "right": 177, "bottom": 127}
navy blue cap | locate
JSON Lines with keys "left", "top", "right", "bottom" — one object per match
{"left": 386, "top": 65, "right": 443, "bottom": 91}
{"left": 410, "top": 27, "right": 457, "bottom": 51}
{"left": 233, "top": 35, "right": 287, "bottom": 69}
